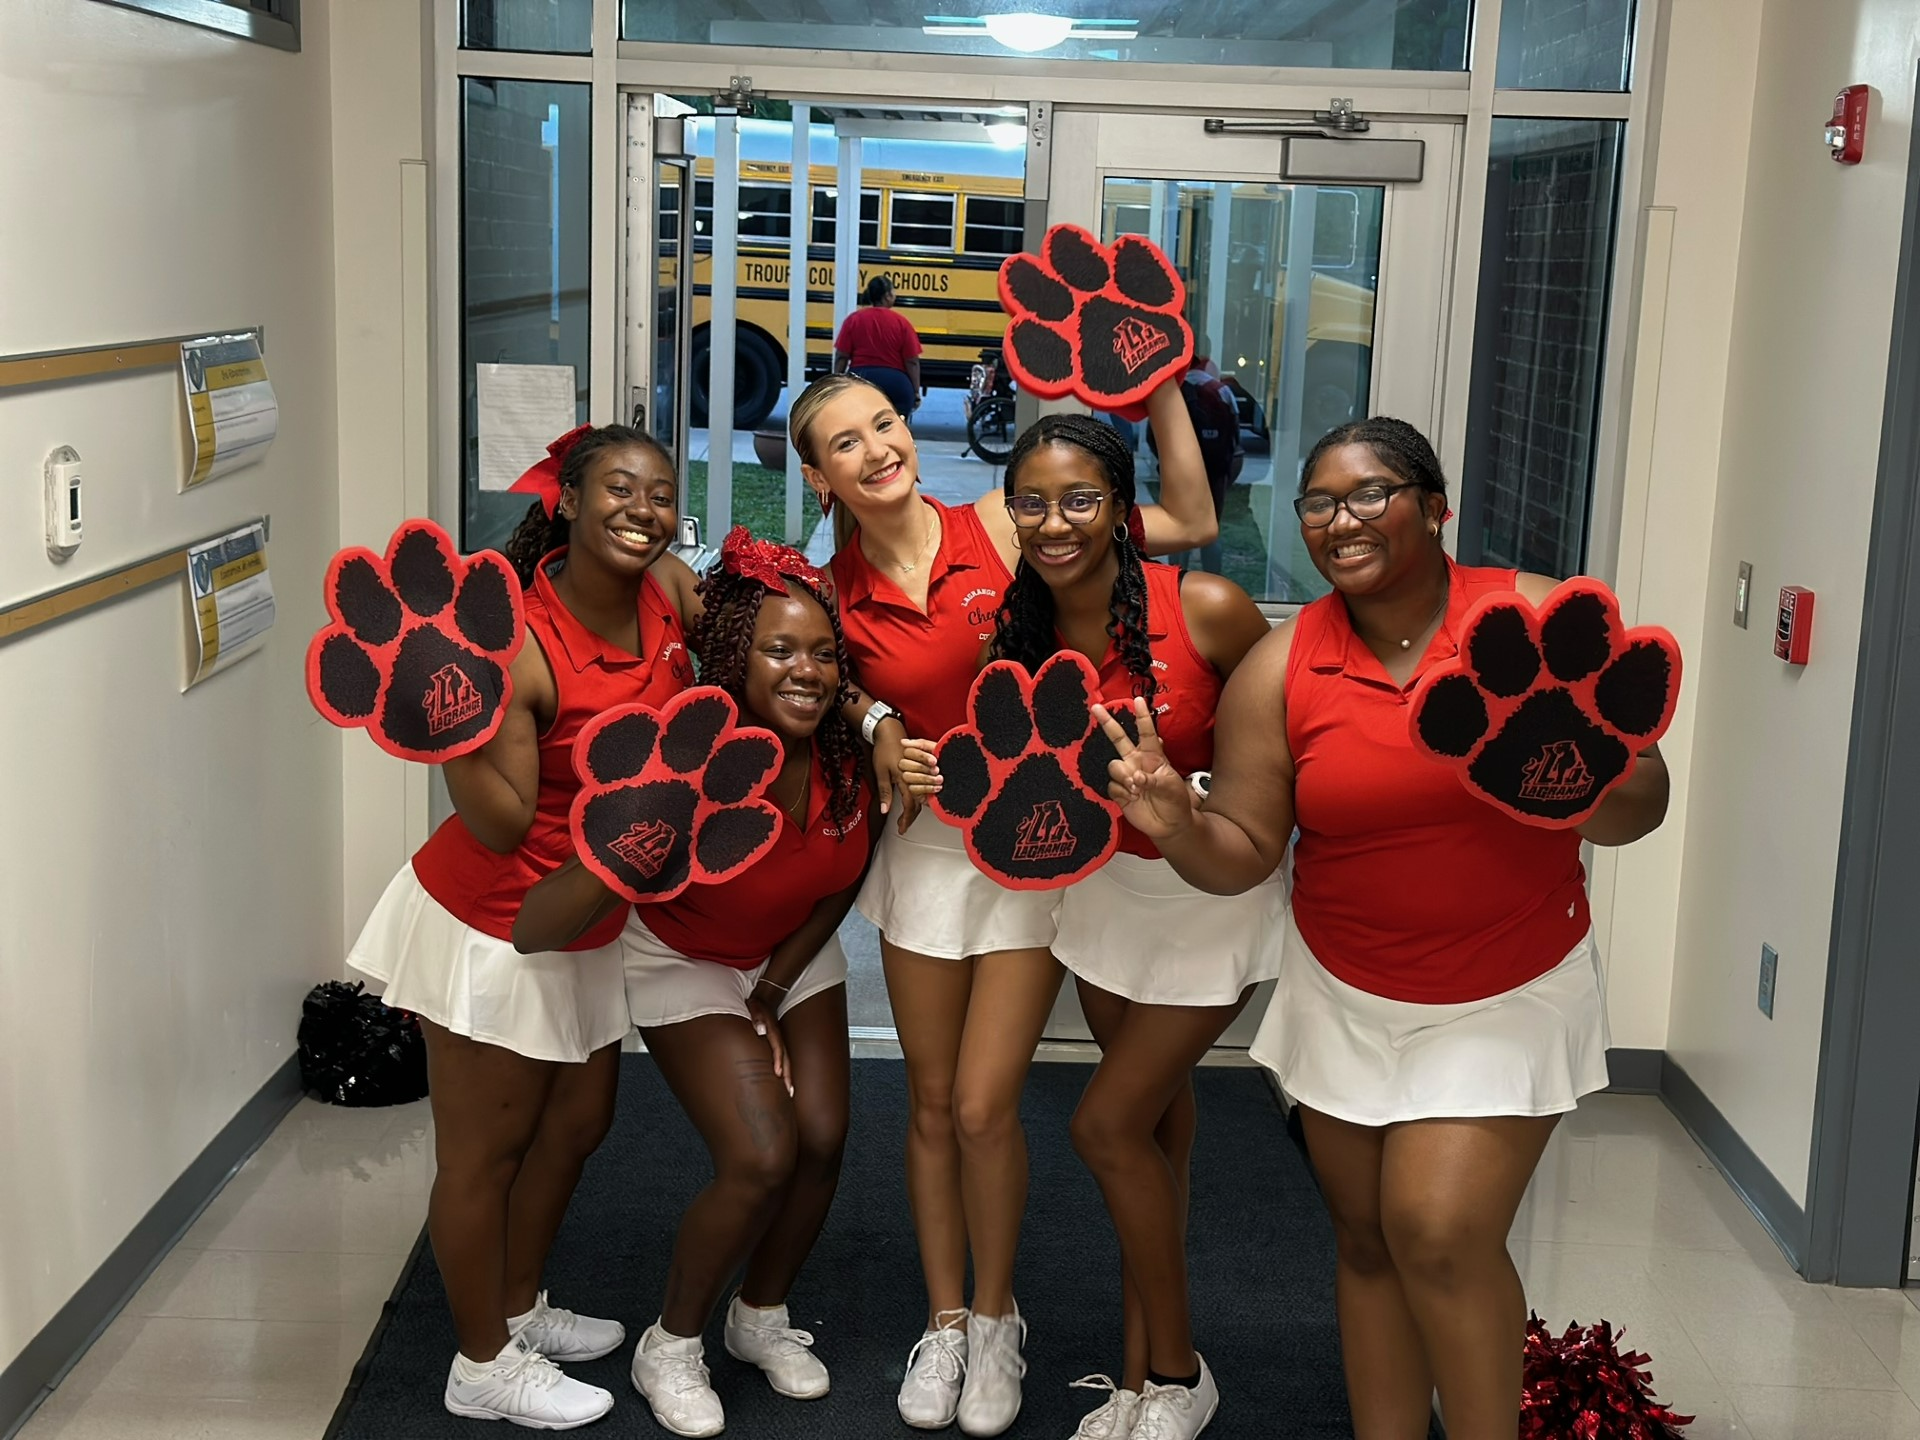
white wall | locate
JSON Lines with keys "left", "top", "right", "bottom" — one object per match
{"left": 1659, "top": 0, "right": 1920, "bottom": 1206}
{"left": 0, "top": 0, "right": 340, "bottom": 1375}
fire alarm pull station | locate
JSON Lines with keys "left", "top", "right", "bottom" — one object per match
{"left": 1775, "top": 587, "right": 1815, "bottom": 666}
{"left": 1828, "top": 85, "right": 1869, "bottom": 164}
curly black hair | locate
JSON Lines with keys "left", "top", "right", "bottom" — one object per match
{"left": 689, "top": 565, "right": 866, "bottom": 837}
{"left": 500, "top": 425, "right": 676, "bottom": 586}
{"left": 990, "top": 414, "right": 1157, "bottom": 702}
{"left": 1300, "top": 416, "right": 1448, "bottom": 499}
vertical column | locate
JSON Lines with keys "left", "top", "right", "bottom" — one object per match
{"left": 1205, "top": 183, "right": 1232, "bottom": 361}
{"left": 1267, "top": 188, "right": 1318, "bottom": 602}
{"left": 786, "top": 104, "right": 811, "bottom": 543}
{"left": 709, "top": 108, "right": 740, "bottom": 537}
{"left": 834, "top": 132, "right": 864, "bottom": 337}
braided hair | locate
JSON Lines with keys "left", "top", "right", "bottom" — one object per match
{"left": 1300, "top": 416, "right": 1448, "bottom": 501}
{"left": 501, "top": 425, "right": 675, "bottom": 585}
{"left": 990, "top": 414, "right": 1157, "bottom": 702}
{"left": 689, "top": 565, "right": 866, "bottom": 837}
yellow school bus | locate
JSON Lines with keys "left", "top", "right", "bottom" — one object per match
{"left": 671, "top": 120, "right": 1379, "bottom": 437}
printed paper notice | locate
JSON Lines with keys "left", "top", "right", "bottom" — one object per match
{"left": 477, "top": 363, "right": 577, "bottom": 491}
{"left": 182, "top": 332, "right": 279, "bottom": 489}
{"left": 186, "top": 522, "right": 276, "bottom": 688}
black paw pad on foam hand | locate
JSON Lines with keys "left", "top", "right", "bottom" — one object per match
{"left": 930, "top": 652, "right": 1120, "bottom": 889}
{"left": 569, "top": 688, "right": 784, "bottom": 902}
{"left": 1407, "top": 579, "right": 1683, "bottom": 828}
{"left": 997, "top": 225, "right": 1194, "bottom": 420}
{"left": 305, "top": 520, "right": 525, "bottom": 763}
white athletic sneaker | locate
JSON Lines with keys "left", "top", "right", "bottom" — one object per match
{"left": 897, "top": 1307, "right": 970, "bottom": 1430}
{"left": 443, "top": 1333, "right": 615, "bottom": 1430}
{"left": 1130, "top": 1356, "right": 1219, "bottom": 1440}
{"left": 1069, "top": 1374, "right": 1142, "bottom": 1439}
{"left": 957, "top": 1302, "right": 1027, "bottom": 1437}
{"left": 511, "top": 1290, "right": 627, "bottom": 1363}
{"left": 723, "top": 1296, "right": 830, "bottom": 1399}
{"left": 630, "top": 1323, "right": 725, "bottom": 1438}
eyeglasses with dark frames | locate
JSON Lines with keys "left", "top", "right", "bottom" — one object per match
{"left": 1293, "top": 481, "right": 1424, "bottom": 528}
{"left": 1005, "top": 489, "right": 1110, "bottom": 529}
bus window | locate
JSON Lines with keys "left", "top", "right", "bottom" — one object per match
{"left": 659, "top": 183, "right": 681, "bottom": 240}
{"left": 963, "top": 196, "right": 1024, "bottom": 255}
{"left": 692, "top": 180, "right": 792, "bottom": 239}
{"left": 888, "top": 192, "right": 956, "bottom": 252}
{"left": 812, "top": 188, "right": 881, "bottom": 247}
{"left": 1312, "top": 190, "right": 1361, "bottom": 270}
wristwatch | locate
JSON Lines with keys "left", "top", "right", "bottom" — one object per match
{"left": 861, "top": 700, "right": 900, "bottom": 745}
{"left": 1188, "top": 770, "right": 1212, "bottom": 802}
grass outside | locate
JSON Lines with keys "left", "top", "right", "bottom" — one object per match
{"left": 686, "top": 460, "right": 824, "bottom": 546}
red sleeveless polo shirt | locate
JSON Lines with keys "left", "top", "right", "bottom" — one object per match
{"left": 639, "top": 751, "right": 872, "bottom": 967}
{"left": 1079, "top": 561, "right": 1221, "bottom": 860}
{"left": 832, "top": 497, "right": 1010, "bottom": 740}
{"left": 1286, "top": 563, "right": 1589, "bottom": 1004}
{"left": 410, "top": 551, "right": 694, "bottom": 951}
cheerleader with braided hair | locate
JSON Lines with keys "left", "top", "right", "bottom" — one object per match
{"left": 993, "top": 413, "right": 1278, "bottom": 1440}
{"left": 515, "top": 528, "right": 883, "bottom": 1438}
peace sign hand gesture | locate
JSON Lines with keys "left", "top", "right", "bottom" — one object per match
{"left": 1090, "top": 698, "right": 1197, "bottom": 841}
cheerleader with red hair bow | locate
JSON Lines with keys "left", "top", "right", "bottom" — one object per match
{"left": 515, "top": 527, "right": 907, "bottom": 1438}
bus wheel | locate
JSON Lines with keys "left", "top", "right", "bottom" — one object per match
{"left": 690, "top": 327, "right": 785, "bottom": 432}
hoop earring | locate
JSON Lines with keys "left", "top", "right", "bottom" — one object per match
{"left": 1113, "top": 522, "right": 1129, "bottom": 545}
{"left": 1429, "top": 522, "right": 1440, "bottom": 536}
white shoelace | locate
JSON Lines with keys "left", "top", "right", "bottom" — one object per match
{"left": 650, "top": 1347, "right": 714, "bottom": 1398}
{"left": 904, "top": 1309, "right": 970, "bottom": 1385}
{"left": 527, "top": 1295, "right": 581, "bottom": 1340}
{"left": 495, "top": 1344, "right": 562, "bottom": 1394}
{"left": 1133, "top": 1381, "right": 1196, "bottom": 1440}
{"left": 749, "top": 1322, "right": 817, "bottom": 1357}
{"left": 973, "top": 1311, "right": 1028, "bottom": 1381}
{"left": 1069, "top": 1374, "right": 1136, "bottom": 1438}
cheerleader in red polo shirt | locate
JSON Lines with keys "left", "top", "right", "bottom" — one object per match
{"left": 990, "top": 415, "right": 1277, "bottom": 1440}
{"left": 1099, "top": 418, "right": 1670, "bottom": 1440}
{"left": 783, "top": 374, "right": 1220, "bottom": 1435}
{"left": 347, "top": 425, "right": 700, "bottom": 1430}
{"left": 514, "top": 531, "right": 880, "bottom": 1439}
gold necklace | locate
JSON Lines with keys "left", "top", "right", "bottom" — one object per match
{"left": 783, "top": 766, "right": 811, "bottom": 824}
{"left": 1395, "top": 582, "right": 1452, "bottom": 651}
{"left": 889, "top": 502, "right": 937, "bottom": 575}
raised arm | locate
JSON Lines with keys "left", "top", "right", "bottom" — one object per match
{"left": 512, "top": 856, "right": 625, "bottom": 954}
{"left": 1135, "top": 379, "right": 1220, "bottom": 556}
{"left": 440, "top": 636, "right": 553, "bottom": 854}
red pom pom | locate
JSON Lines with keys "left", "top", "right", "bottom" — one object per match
{"left": 1520, "top": 1313, "right": 1693, "bottom": 1439}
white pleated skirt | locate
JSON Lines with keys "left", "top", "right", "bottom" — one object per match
{"left": 620, "top": 915, "right": 849, "bottom": 1029}
{"left": 1053, "top": 851, "right": 1285, "bottom": 1007}
{"left": 854, "top": 810, "right": 1060, "bottom": 960}
{"left": 1250, "top": 911, "right": 1611, "bottom": 1126}
{"left": 347, "top": 864, "right": 630, "bottom": 1065}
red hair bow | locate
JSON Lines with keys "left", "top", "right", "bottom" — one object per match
{"left": 1126, "top": 506, "right": 1147, "bottom": 550}
{"left": 719, "top": 526, "right": 827, "bottom": 595}
{"left": 508, "top": 424, "right": 595, "bottom": 517}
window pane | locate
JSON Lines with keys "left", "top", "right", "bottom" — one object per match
{"left": 812, "top": 189, "right": 881, "bottom": 248}
{"left": 964, "top": 196, "right": 1025, "bottom": 255}
{"left": 1458, "top": 119, "right": 1625, "bottom": 577}
{"left": 889, "top": 193, "right": 955, "bottom": 251}
{"left": 1496, "top": 0, "right": 1634, "bottom": 91}
{"left": 624, "top": 0, "right": 1468, "bottom": 70}
{"left": 461, "top": 79, "right": 592, "bottom": 553}
{"left": 1104, "top": 178, "right": 1384, "bottom": 606}
{"left": 462, "top": 0, "right": 592, "bottom": 53}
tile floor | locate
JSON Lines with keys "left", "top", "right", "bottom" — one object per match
{"left": 16, "top": 1079, "right": 1920, "bottom": 1438}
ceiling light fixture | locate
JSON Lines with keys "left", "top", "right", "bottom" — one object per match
{"left": 921, "top": 12, "right": 1139, "bottom": 54}
{"left": 986, "top": 121, "right": 1028, "bottom": 148}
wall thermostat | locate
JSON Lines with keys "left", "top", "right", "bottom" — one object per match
{"left": 45, "top": 445, "right": 82, "bottom": 557}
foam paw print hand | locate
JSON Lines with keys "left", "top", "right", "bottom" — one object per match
{"left": 306, "top": 519, "right": 525, "bottom": 762}
{"left": 929, "top": 651, "right": 1120, "bottom": 889}
{"left": 1408, "top": 578, "right": 1682, "bottom": 829}
{"left": 570, "top": 688, "right": 785, "bottom": 902}
{"left": 998, "top": 225, "right": 1194, "bottom": 420}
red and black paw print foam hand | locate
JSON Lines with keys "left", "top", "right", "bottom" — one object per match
{"left": 306, "top": 520, "right": 525, "bottom": 762}
{"left": 998, "top": 225, "right": 1194, "bottom": 419}
{"left": 569, "top": 688, "right": 784, "bottom": 903}
{"left": 1408, "top": 579, "right": 1682, "bottom": 828}
{"left": 930, "top": 651, "right": 1120, "bottom": 889}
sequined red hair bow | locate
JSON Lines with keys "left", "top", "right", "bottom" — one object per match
{"left": 508, "top": 424, "right": 595, "bottom": 517}
{"left": 1125, "top": 507, "right": 1147, "bottom": 550}
{"left": 720, "top": 525, "right": 827, "bottom": 595}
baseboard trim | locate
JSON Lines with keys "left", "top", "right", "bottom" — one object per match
{"left": 1605, "top": 1046, "right": 1665, "bottom": 1093}
{"left": 1659, "top": 1054, "right": 1809, "bottom": 1272}
{"left": 0, "top": 1053, "right": 304, "bottom": 1440}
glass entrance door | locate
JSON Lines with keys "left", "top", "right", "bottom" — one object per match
{"left": 1041, "top": 109, "right": 1460, "bottom": 1046}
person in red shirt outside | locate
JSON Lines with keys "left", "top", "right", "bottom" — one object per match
{"left": 988, "top": 415, "right": 1276, "bottom": 1440}
{"left": 347, "top": 425, "right": 703, "bottom": 1430}
{"left": 834, "top": 275, "right": 923, "bottom": 422}
{"left": 513, "top": 532, "right": 884, "bottom": 1438}
{"left": 783, "top": 373, "right": 1220, "bottom": 1436}
{"left": 1095, "top": 416, "right": 1670, "bottom": 1440}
